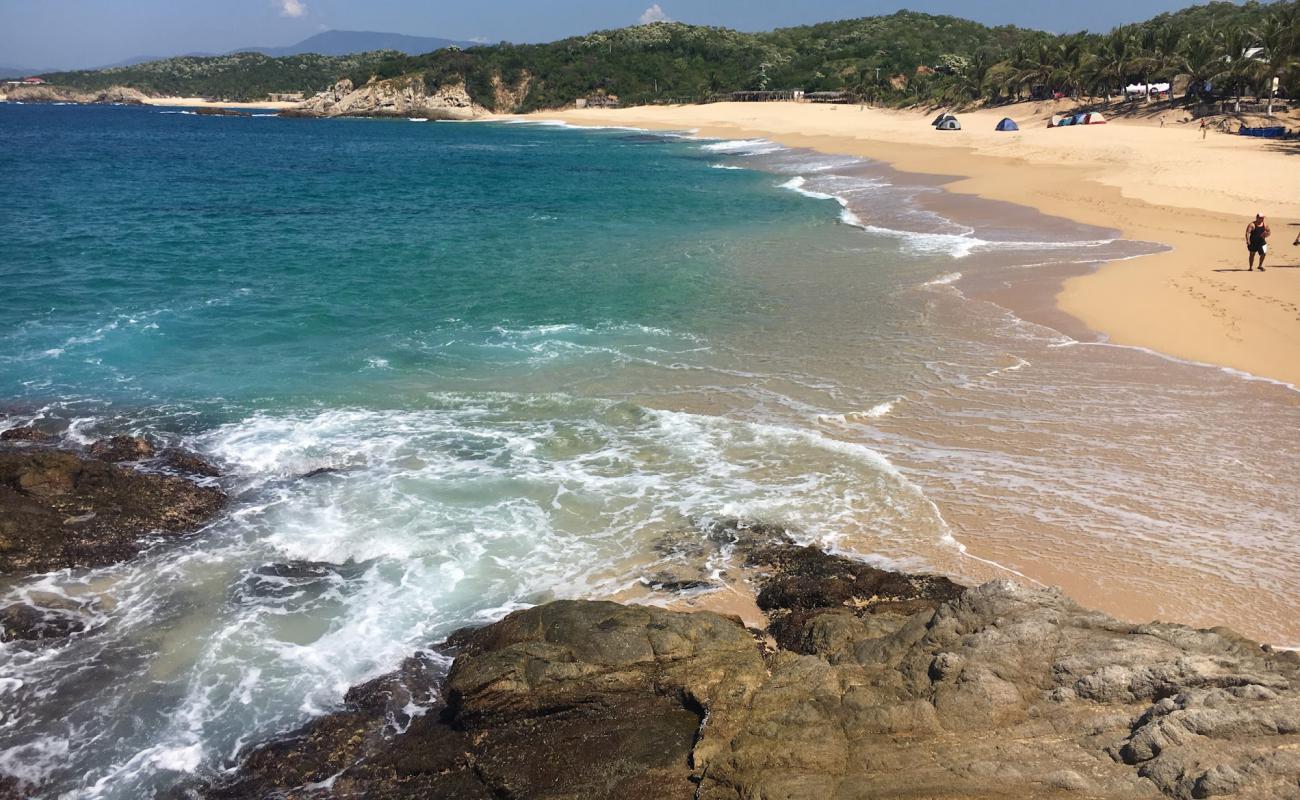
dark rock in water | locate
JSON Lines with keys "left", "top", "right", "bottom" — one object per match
{"left": 234, "top": 560, "right": 371, "bottom": 605}
{"left": 642, "top": 575, "right": 714, "bottom": 593}
{"left": 0, "top": 774, "right": 32, "bottom": 800}
{"left": 194, "top": 107, "right": 251, "bottom": 117}
{"left": 0, "top": 426, "right": 54, "bottom": 443}
{"left": 89, "top": 435, "right": 156, "bottom": 463}
{"left": 0, "top": 602, "right": 86, "bottom": 642}
{"left": 0, "top": 448, "right": 225, "bottom": 576}
{"left": 298, "top": 467, "right": 341, "bottom": 480}
{"left": 160, "top": 448, "right": 221, "bottom": 478}
{"left": 201, "top": 536, "right": 1300, "bottom": 800}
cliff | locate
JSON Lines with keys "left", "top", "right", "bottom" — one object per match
{"left": 195, "top": 522, "right": 1300, "bottom": 800}
{"left": 286, "top": 76, "right": 486, "bottom": 120}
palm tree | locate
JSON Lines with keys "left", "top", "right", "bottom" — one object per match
{"left": 1257, "top": 12, "right": 1299, "bottom": 114}
{"left": 1171, "top": 32, "right": 1221, "bottom": 101}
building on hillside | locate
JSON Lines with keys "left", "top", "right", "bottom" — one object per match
{"left": 20, "top": 77, "right": 46, "bottom": 85}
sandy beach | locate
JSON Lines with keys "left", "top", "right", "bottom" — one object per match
{"left": 521, "top": 102, "right": 1300, "bottom": 387}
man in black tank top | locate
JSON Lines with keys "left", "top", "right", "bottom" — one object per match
{"left": 1246, "top": 214, "right": 1270, "bottom": 271}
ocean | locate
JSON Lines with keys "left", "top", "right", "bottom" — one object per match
{"left": 1, "top": 104, "right": 1297, "bottom": 798}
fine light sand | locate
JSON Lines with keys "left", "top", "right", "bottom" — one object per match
{"left": 517, "top": 102, "right": 1300, "bottom": 387}
{"left": 144, "top": 96, "right": 299, "bottom": 110}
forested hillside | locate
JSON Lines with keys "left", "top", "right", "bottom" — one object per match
{"left": 36, "top": 52, "right": 398, "bottom": 101}
{"left": 360, "top": 2, "right": 1299, "bottom": 110}
{"left": 31, "top": 1, "right": 1300, "bottom": 108}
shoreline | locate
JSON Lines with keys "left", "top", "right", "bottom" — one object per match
{"left": 504, "top": 102, "right": 1300, "bottom": 388}
{"left": 489, "top": 106, "right": 1300, "bottom": 647}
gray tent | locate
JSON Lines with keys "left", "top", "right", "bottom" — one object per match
{"left": 937, "top": 117, "right": 961, "bottom": 131}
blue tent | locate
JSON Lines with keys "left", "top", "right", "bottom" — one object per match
{"left": 995, "top": 117, "right": 1020, "bottom": 131}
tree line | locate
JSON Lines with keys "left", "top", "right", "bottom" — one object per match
{"left": 31, "top": 2, "right": 1300, "bottom": 110}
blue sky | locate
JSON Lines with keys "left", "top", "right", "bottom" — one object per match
{"left": 1, "top": 0, "right": 1240, "bottom": 71}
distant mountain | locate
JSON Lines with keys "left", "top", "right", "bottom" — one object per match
{"left": 235, "top": 30, "right": 473, "bottom": 58}
{"left": 0, "top": 65, "right": 45, "bottom": 79}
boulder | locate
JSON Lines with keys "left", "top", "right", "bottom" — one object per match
{"left": 89, "top": 435, "right": 155, "bottom": 463}
{"left": 200, "top": 537, "right": 1300, "bottom": 800}
{"left": 0, "top": 447, "right": 224, "bottom": 576}
{"left": 0, "top": 602, "right": 86, "bottom": 642}
{"left": 0, "top": 426, "right": 54, "bottom": 443}
{"left": 159, "top": 448, "right": 222, "bottom": 478}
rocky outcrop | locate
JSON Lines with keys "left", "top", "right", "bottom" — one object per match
{"left": 0, "top": 443, "right": 224, "bottom": 576}
{"left": 196, "top": 526, "right": 1300, "bottom": 800}
{"left": 0, "top": 84, "right": 149, "bottom": 105}
{"left": 194, "top": 107, "right": 251, "bottom": 117}
{"left": 286, "top": 76, "right": 484, "bottom": 119}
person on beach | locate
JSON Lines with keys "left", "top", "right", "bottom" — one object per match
{"left": 1246, "top": 214, "right": 1270, "bottom": 271}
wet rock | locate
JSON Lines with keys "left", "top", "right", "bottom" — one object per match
{"left": 641, "top": 570, "right": 714, "bottom": 593}
{"left": 204, "top": 539, "right": 1300, "bottom": 800}
{"left": 0, "top": 426, "right": 54, "bottom": 443}
{"left": 160, "top": 448, "right": 221, "bottom": 478}
{"left": 298, "top": 467, "right": 341, "bottom": 480}
{"left": 204, "top": 601, "right": 734, "bottom": 799}
{"left": 194, "top": 107, "right": 251, "bottom": 117}
{"left": 0, "top": 447, "right": 225, "bottom": 575}
{"left": 0, "top": 602, "right": 86, "bottom": 642}
{"left": 88, "top": 435, "right": 155, "bottom": 463}
{"left": 234, "top": 561, "right": 371, "bottom": 604}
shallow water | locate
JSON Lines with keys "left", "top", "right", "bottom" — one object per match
{"left": 0, "top": 105, "right": 1297, "bottom": 798}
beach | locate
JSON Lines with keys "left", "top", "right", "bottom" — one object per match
{"left": 524, "top": 102, "right": 1300, "bottom": 387}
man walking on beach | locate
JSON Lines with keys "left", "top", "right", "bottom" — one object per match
{"left": 1246, "top": 214, "right": 1270, "bottom": 271}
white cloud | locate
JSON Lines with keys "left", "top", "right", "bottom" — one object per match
{"left": 276, "top": 0, "right": 308, "bottom": 18}
{"left": 639, "top": 4, "right": 671, "bottom": 24}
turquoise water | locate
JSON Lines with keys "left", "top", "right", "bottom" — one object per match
{"left": 1, "top": 108, "right": 827, "bottom": 409}
{"left": 2, "top": 104, "right": 1298, "bottom": 798}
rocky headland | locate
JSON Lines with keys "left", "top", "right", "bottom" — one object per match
{"left": 283, "top": 76, "right": 485, "bottom": 119}
{"left": 189, "top": 523, "right": 1300, "bottom": 800}
{"left": 0, "top": 429, "right": 224, "bottom": 643}
{"left": 0, "top": 84, "right": 149, "bottom": 105}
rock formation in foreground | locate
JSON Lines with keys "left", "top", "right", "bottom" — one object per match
{"left": 196, "top": 525, "right": 1300, "bottom": 800}
{"left": 0, "top": 432, "right": 224, "bottom": 642}
{"left": 284, "top": 77, "right": 484, "bottom": 119}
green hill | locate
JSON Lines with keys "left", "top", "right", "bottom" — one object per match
{"left": 33, "top": 2, "right": 1300, "bottom": 108}
{"left": 352, "top": 2, "right": 1298, "bottom": 111}
{"left": 37, "top": 51, "right": 399, "bottom": 101}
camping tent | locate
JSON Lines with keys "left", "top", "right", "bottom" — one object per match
{"left": 995, "top": 117, "right": 1019, "bottom": 131}
{"left": 1083, "top": 112, "right": 1107, "bottom": 125}
{"left": 932, "top": 112, "right": 957, "bottom": 127}
{"left": 937, "top": 117, "right": 961, "bottom": 131}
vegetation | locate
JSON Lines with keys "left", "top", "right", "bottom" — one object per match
{"left": 350, "top": 1, "right": 1299, "bottom": 111}
{"left": 37, "top": 52, "right": 399, "bottom": 101}
{"left": 32, "top": 1, "right": 1300, "bottom": 109}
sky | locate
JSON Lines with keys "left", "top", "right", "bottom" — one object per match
{"left": 0, "top": 0, "right": 1242, "bottom": 72}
